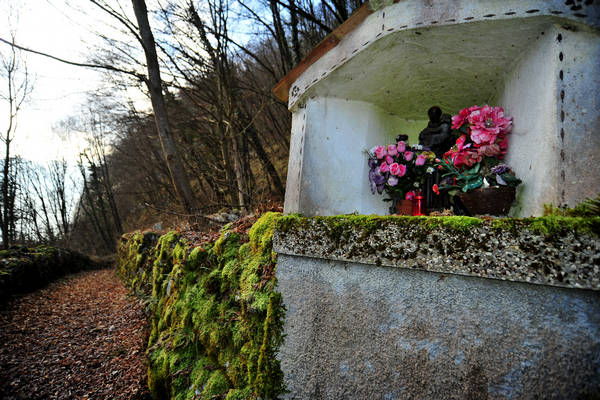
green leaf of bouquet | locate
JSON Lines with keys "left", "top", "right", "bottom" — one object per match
{"left": 462, "top": 177, "right": 483, "bottom": 192}
{"left": 486, "top": 157, "right": 500, "bottom": 167}
{"left": 500, "top": 173, "right": 522, "bottom": 186}
{"left": 468, "top": 163, "right": 481, "bottom": 174}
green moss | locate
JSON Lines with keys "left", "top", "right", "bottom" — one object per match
{"left": 544, "top": 194, "right": 600, "bottom": 218}
{"left": 278, "top": 215, "right": 486, "bottom": 239}
{"left": 278, "top": 214, "right": 599, "bottom": 242}
{"left": 529, "top": 216, "right": 600, "bottom": 237}
{"left": 148, "top": 349, "right": 171, "bottom": 399}
{"left": 225, "top": 387, "right": 252, "bottom": 400}
{"left": 489, "top": 216, "right": 600, "bottom": 237}
{"left": 202, "top": 370, "right": 229, "bottom": 398}
{"left": 424, "top": 216, "right": 482, "bottom": 232}
{"left": 117, "top": 212, "right": 286, "bottom": 399}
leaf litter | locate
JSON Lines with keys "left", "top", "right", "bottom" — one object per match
{"left": 0, "top": 268, "right": 150, "bottom": 399}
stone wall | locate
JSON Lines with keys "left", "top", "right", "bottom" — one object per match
{"left": 0, "top": 245, "right": 98, "bottom": 303}
{"left": 117, "top": 213, "right": 286, "bottom": 400}
{"left": 273, "top": 215, "right": 600, "bottom": 399}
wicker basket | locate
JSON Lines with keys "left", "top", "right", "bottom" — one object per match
{"left": 458, "top": 186, "right": 516, "bottom": 216}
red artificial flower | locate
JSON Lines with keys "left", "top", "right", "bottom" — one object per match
{"left": 432, "top": 184, "right": 440, "bottom": 195}
{"left": 451, "top": 107, "right": 470, "bottom": 130}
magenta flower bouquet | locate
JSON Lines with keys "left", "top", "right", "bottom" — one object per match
{"left": 438, "top": 105, "right": 521, "bottom": 194}
{"left": 367, "top": 139, "right": 436, "bottom": 204}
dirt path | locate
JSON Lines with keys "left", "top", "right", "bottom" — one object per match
{"left": 0, "top": 268, "right": 150, "bottom": 400}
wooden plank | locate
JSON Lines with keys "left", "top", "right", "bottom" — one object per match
{"left": 272, "top": 35, "right": 339, "bottom": 102}
{"left": 272, "top": 4, "right": 374, "bottom": 103}
{"left": 332, "top": 3, "right": 373, "bottom": 40}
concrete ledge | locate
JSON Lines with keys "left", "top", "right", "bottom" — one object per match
{"left": 273, "top": 215, "right": 600, "bottom": 290}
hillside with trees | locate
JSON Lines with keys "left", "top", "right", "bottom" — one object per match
{"left": 0, "top": 0, "right": 363, "bottom": 254}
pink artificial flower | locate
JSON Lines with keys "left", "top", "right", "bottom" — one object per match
{"left": 379, "top": 162, "right": 389, "bottom": 173}
{"left": 451, "top": 108, "right": 470, "bottom": 130}
{"left": 405, "top": 190, "right": 416, "bottom": 200}
{"left": 385, "top": 155, "right": 394, "bottom": 164}
{"left": 415, "top": 154, "right": 427, "bottom": 166}
{"left": 374, "top": 146, "right": 387, "bottom": 159}
{"left": 404, "top": 151, "right": 413, "bottom": 161}
{"left": 470, "top": 127, "right": 497, "bottom": 145}
{"left": 397, "top": 141, "right": 406, "bottom": 153}
{"left": 466, "top": 105, "right": 481, "bottom": 124}
{"left": 389, "top": 163, "right": 406, "bottom": 177}
{"left": 468, "top": 105, "right": 513, "bottom": 145}
{"left": 387, "top": 144, "right": 398, "bottom": 156}
{"left": 477, "top": 143, "right": 502, "bottom": 157}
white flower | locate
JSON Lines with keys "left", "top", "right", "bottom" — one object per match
{"left": 413, "top": 182, "right": 420, "bottom": 187}
{"left": 413, "top": 144, "right": 423, "bottom": 150}
{"left": 426, "top": 167, "right": 434, "bottom": 174}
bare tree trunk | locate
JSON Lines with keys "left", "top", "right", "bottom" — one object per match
{"left": 1, "top": 37, "right": 30, "bottom": 248}
{"left": 131, "top": 0, "right": 196, "bottom": 214}
{"left": 1, "top": 141, "right": 10, "bottom": 248}
{"left": 269, "top": 0, "right": 293, "bottom": 73}
{"left": 229, "top": 130, "right": 247, "bottom": 211}
{"left": 289, "top": 0, "right": 302, "bottom": 64}
{"left": 247, "top": 124, "right": 285, "bottom": 197}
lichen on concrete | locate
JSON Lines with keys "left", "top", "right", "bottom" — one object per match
{"left": 274, "top": 215, "right": 600, "bottom": 290}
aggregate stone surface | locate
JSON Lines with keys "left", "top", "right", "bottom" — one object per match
{"left": 274, "top": 219, "right": 600, "bottom": 290}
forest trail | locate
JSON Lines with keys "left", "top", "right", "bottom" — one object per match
{"left": 0, "top": 268, "right": 150, "bottom": 400}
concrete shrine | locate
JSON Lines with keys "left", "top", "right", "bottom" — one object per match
{"left": 274, "top": 0, "right": 600, "bottom": 217}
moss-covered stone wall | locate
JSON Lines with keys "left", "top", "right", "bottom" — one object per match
{"left": 117, "top": 212, "right": 285, "bottom": 400}
{"left": 0, "top": 245, "right": 98, "bottom": 303}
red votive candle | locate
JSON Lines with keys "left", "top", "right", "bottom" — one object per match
{"left": 413, "top": 194, "right": 425, "bottom": 216}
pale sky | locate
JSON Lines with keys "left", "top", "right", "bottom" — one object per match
{"left": 0, "top": 0, "right": 148, "bottom": 163}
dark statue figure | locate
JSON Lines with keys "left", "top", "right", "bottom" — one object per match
{"left": 418, "top": 106, "right": 456, "bottom": 213}
{"left": 418, "top": 106, "right": 454, "bottom": 158}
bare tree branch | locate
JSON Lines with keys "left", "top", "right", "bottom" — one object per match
{"left": 0, "top": 36, "right": 147, "bottom": 81}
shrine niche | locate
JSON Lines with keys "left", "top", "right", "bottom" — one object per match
{"left": 274, "top": 0, "right": 600, "bottom": 217}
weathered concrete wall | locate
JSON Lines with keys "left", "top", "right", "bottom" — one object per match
{"left": 276, "top": 255, "right": 600, "bottom": 399}
{"left": 500, "top": 24, "right": 600, "bottom": 216}
{"left": 500, "top": 26, "right": 560, "bottom": 217}
{"left": 559, "top": 26, "right": 600, "bottom": 208}
{"left": 273, "top": 216, "right": 600, "bottom": 399}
